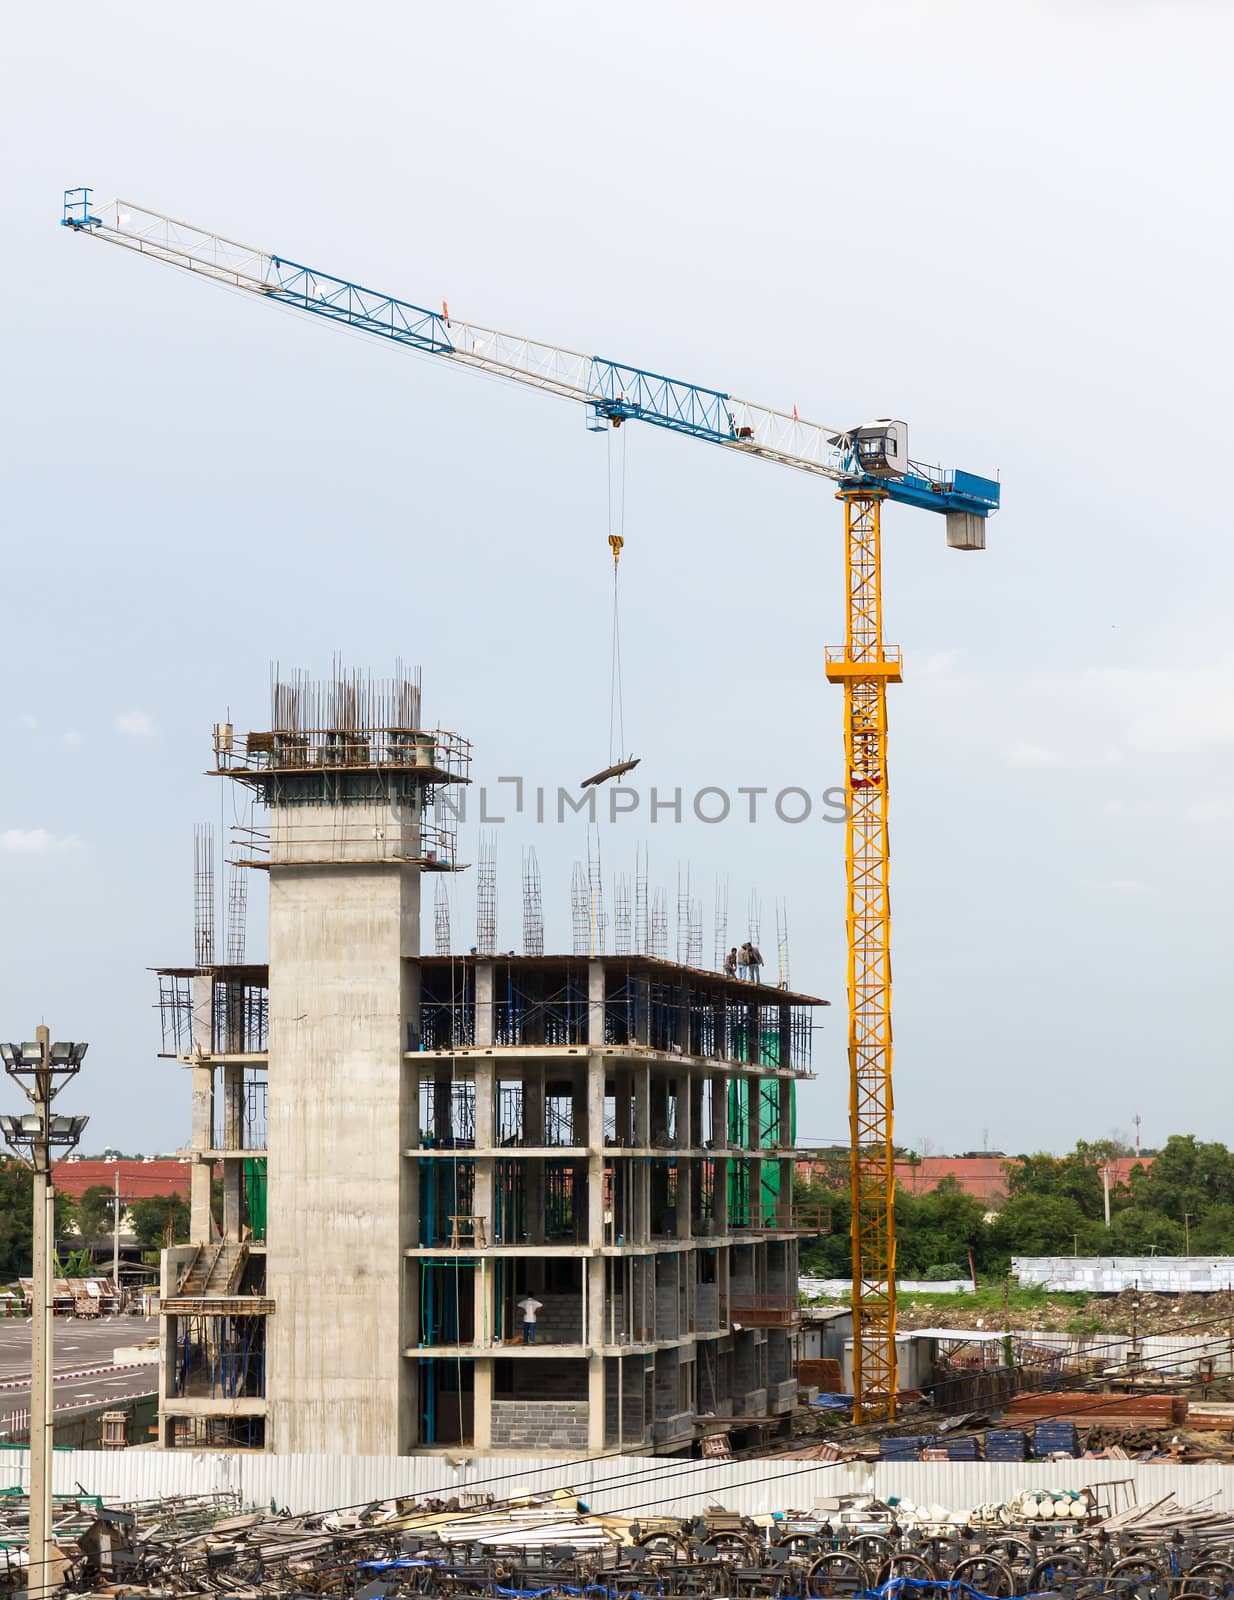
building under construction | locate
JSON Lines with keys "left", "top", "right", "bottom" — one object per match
{"left": 153, "top": 667, "right": 824, "bottom": 1456}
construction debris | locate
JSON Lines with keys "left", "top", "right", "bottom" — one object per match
{"left": 0, "top": 1480, "right": 1225, "bottom": 1597}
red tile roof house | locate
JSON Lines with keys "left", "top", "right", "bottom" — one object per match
{"left": 51, "top": 1158, "right": 194, "bottom": 1206}
{"left": 796, "top": 1154, "right": 1150, "bottom": 1208}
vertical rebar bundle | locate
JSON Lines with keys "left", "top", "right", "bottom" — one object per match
{"left": 776, "top": 899, "right": 791, "bottom": 990}
{"left": 687, "top": 898, "right": 703, "bottom": 968}
{"left": 614, "top": 875, "right": 632, "bottom": 956}
{"left": 269, "top": 659, "right": 423, "bottom": 734}
{"left": 194, "top": 823, "right": 215, "bottom": 967}
{"left": 650, "top": 887, "right": 668, "bottom": 960}
{"left": 522, "top": 847, "right": 544, "bottom": 957}
{"left": 587, "top": 833, "right": 607, "bottom": 955}
{"left": 571, "top": 863, "right": 590, "bottom": 956}
{"left": 434, "top": 878, "right": 452, "bottom": 956}
{"left": 748, "top": 891, "right": 763, "bottom": 951}
{"left": 713, "top": 876, "right": 729, "bottom": 971}
{"left": 676, "top": 866, "right": 691, "bottom": 964}
{"left": 475, "top": 833, "right": 497, "bottom": 956}
{"left": 634, "top": 844, "right": 649, "bottom": 956}
{"left": 225, "top": 865, "right": 248, "bottom": 965}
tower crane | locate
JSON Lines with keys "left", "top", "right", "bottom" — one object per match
{"left": 61, "top": 187, "right": 999, "bottom": 1422}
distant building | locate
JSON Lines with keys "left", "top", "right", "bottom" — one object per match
{"left": 51, "top": 1158, "right": 193, "bottom": 1205}
{"left": 796, "top": 1154, "right": 1151, "bottom": 1207}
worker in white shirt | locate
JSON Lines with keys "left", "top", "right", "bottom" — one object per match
{"left": 518, "top": 1294, "right": 544, "bottom": 1344}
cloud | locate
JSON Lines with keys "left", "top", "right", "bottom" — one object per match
{"left": 1082, "top": 877, "right": 1152, "bottom": 894}
{"left": 1187, "top": 792, "right": 1234, "bottom": 822}
{"left": 1006, "top": 741, "right": 1063, "bottom": 766}
{"left": 17, "top": 714, "right": 37, "bottom": 730}
{"left": 114, "top": 710, "right": 154, "bottom": 737}
{"left": 61, "top": 731, "right": 83, "bottom": 748}
{"left": 0, "top": 829, "right": 80, "bottom": 855}
{"left": 1096, "top": 657, "right": 1234, "bottom": 756}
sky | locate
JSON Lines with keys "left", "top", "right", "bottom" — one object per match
{"left": 1, "top": 1, "right": 1231, "bottom": 1156}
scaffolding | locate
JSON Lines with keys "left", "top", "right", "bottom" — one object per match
{"left": 417, "top": 957, "right": 814, "bottom": 1070}
{"left": 173, "top": 1313, "right": 266, "bottom": 1401}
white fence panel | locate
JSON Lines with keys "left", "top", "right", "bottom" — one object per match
{"left": 0, "top": 1450, "right": 1229, "bottom": 1518}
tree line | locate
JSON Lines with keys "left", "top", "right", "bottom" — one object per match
{"left": 797, "top": 1135, "right": 1234, "bottom": 1279}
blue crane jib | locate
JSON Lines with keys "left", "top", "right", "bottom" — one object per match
{"left": 61, "top": 188, "right": 1000, "bottom": 531}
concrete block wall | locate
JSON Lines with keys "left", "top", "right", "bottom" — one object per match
{"left": 653, "top": 1348, "right": 679, "bottom": 1417}
{"left": 518, "top": 1292, "right": 582, "bottom": 1345}
{"left": 654, "top": 1261, "right": 680, "bottom": 1340}
{"left": 767, "top": 1328, "right": 792, "bottom": 1383}
{"left": 695, "top": 1283, "right": 719, "bottom": 1332}
{"left": 490, "top": 1401, "right": 589, "bottom": 1452}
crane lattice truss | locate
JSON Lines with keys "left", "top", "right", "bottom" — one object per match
{"left": 63, "top": 188, "right": 1000, "bottom": 1423}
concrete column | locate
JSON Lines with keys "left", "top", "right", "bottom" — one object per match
{"left": 525, "top": 1063, "right": 545, "bottom": 1246}
{"left": 712, "top": 1072, "right": 730, "bottom": 1147}
{"left": 587, "top": 1353, "right": 606, "bottom": 1450}
{"left": 778, "top": 1002, "right": 792, "bottom": 1071}
{"left": 473, "top": 1254, "right": 495, "bottom": 1344}
{"left": 675, "top": 1074, "right": 692, "bottom": 1241}
{"left": 587, "top": 1250, "right": 607, "bottom": 1450}
{"left": 650, "top": 1075, "right": 669, "bottom": 1145}
{"left": 474, "top": 1357, "right": 493, "bottom": 1450}
{"left": 266, "top": 844, "right": 421, "bottom": 1456}
{"left": 474, "top": 1061, "right": 495, "bottom": 1246}
{"left": 634, "top": 1065, "right": 650, "bottom": 1146}
{"left": 588, "top": 1056, "right": 606, "bottom": 1249}
{"left": 475, "top": 962, "right": 495, "bottom": 1048}
{"left": 778, "top": 1076, "right": 793, "bottom": 1148}
{"left": 615, "top": 1067, "right": 632, "bottom": 1145}
{"left": 778, "top": 1157, "right": 794, "bottom": 1228}
{"left": 190, "top": 1065, "right": 214, "bottom": 1243}
{"left": 675, "top": 980, "right": 691, "bottom": 1050}
{"left": 525, "top": 1065, "right": 545, "bottom": 1144}
{"left": 222, "top": 1065, "right": 244, "bottom": 1240}
{"left": 587, "top": 960, "right": 606, "bottom": 1046}
{"left": 190, "top": 974, "right": 215, "bottom": 1242}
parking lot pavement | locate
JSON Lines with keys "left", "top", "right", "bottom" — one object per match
{"left": 0, "top": 1314, "right": 158, "bottom": 1382}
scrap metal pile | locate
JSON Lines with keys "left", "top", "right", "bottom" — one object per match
{"left": 21, "top": 1485, "right": 1234, "bottom": 1598}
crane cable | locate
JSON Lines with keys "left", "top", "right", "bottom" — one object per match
{"left": 607, "top": 425, "right": 627, "bottom": 766}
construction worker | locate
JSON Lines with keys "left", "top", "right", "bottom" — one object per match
{"left": 738, "top": 942, "right": 752, "bottom": 981}
{"left": 517, "top": 1294, "right": 543, "bottom": 1345}
{"left": 724, "top": 947, "right": 738, "bottom": 979}
{"left": 748, "top": 944, "right": 764, "bottom": 984}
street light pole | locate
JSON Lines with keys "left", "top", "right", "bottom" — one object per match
{"left": 30, "top": 1028, "right": 50, "bottom": 1600}
{"left": 0, "top": 1033, "right": 88, "bottom": 1600}
{"left": 112, "top": 1169, "right": 120, "bottom": 1306}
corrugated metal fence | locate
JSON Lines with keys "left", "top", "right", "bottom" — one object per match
{"left": 3, "top": 1451, "right": 1234, "bottom": 1518}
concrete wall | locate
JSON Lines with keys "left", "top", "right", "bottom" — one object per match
{"left": 1014, "top": 1256, "right": 1234, "bottom": 1293}
{"left": 266, "top": 851, "right": 419, "bottom": 1456}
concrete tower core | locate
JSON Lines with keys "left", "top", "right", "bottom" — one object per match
{"left": 218, "top": 667, "right": 467, "bottom": 1454}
